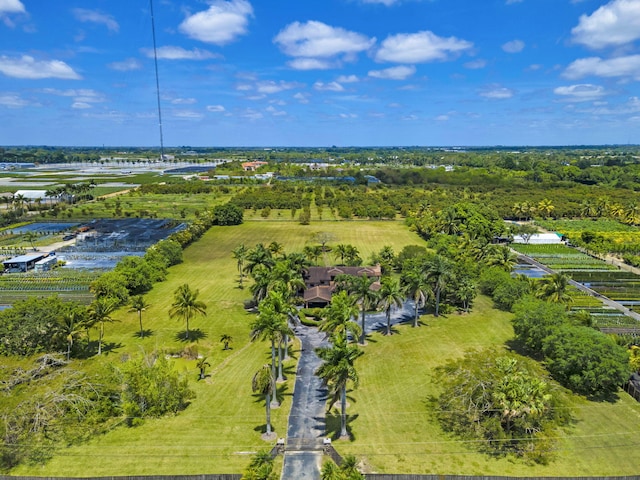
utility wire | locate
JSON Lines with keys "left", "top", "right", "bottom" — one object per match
{"left": 149, "top": 0, "right": 165, "bottom": 162}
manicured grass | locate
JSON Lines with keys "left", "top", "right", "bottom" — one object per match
{"left": 334, "top": 295, "right": 640, "bottom": 476}
{"left": 10, "top": 219, "right": 425, "bottom": 476}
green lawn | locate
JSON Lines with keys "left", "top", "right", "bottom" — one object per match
{"left": 9, "top": 219, "right": 640, "bottom": 477}
{"left": 335, "top": 295, "right": 640, "bottom": 476}
{"left": 10, "top": 219, "right": 424, "bottom": 476}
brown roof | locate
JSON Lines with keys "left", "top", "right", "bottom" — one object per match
{"left": 303, "top": 285, "right": 333, "bottom": 303}
{"left": 304, "top": 265, "right": 381, "bottom": 287}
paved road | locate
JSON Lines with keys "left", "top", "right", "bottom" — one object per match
{"left": 281, "top": 303, "right": 416, "bottom": 479}
{"left": 281, "top": 325, "right": 329, "bottom": 480}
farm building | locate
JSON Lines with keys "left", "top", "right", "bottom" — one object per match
{"left": 14, "top": 190, "right": 48, "bottom": 201}
{"left": 34, "top": 255, "right": 57, "bottom": 272}
{"left": 2, "top": 253, "right": 47, "bottom": 272}
{"left": 512, "top": 232, "right": 564, "bottom": 244}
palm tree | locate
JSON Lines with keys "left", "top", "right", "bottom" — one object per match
{"left": 400, "top": 267, "right": 432, "bottom": 327}
{"left": 334, "top": 244, "right": 349, "bottom": 265}
{"left": 350, "top": 274, "right": 379, "bottom": 345}
{"left": 268, "top": 241, "right": 285, "bottom": 258}
{"left": 378, "top": 276, "right": 404, "bottom": 336}
{"left": 169, "top": 283, "right": 207, "bottom": 340}
{"left": 485, "top": 246, "right": 518, "bottom": 272}
{"left": 426, "top": 254, "right": 453, "bottom": 317}
{"left": 303, "top": 244, "right": 322, "bottom": 265}
{"left": 344, "top": 245, "right": 361, "bottom": 266}
{"left": 537, "top": 273, "right": 573, "bottom": 305}
{"left": 315, "top": 336, "right": 363, "bottom": 439}
{"left": 244, "top": 243, "right": 274, "bottom": 274}
{"left": 58, "top": 309, "right": 86, "bottom": 360}
{"left": 251, "top": 292, "right": 294, "bottom": 390}
{"left": 537, "top": 198, "right": 555, "bottom": 219}
{"left": 87, "top": 297, "right": 118, "bottom": 355}
{"left": 232, "top": 244, "right": 248, "bottom": 289}
{"left": 252, "top": 364, "right": 276, "bottom": 437}
{"left": 129, "top": 295, "right": 149, "bottom": 337}
{"left": 243, "top": 449, "right": 276, "bottom": 480}
{"left": 454, "top": 278, "right": 477, "bottom": 313}
{"left": 268, "top": 260, "right": 305, "bottom": 301}
{"left": 319, "top": 290, "right": 361, "bottom": 343}
{"left": 23, "top": 231, "right": 38, "bottom": 250}
{"left": 196, "top": 356, "right": 210, "bottom": 380}
{"left": 220, "top": 333, "right": 233, "bottom": 350}
{"left": 250, "top": 264, "right": 271, "bottom": 304}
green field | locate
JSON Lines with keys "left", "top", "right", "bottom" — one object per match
{"left": 8, "top": 219, "right": 640, "bottom": 477}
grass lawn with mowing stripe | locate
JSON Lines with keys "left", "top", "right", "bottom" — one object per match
{"left": 334, "top": 295, "right": 640, "bottom": 476}
{"left": 10, "top": 219, "right": 425, "bottom": 476}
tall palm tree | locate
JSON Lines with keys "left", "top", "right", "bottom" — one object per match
{"left": 334, "top": 244, "right": 349, "bottom": 265}
{"left": 268, "top": 260, "right": 305, "bottom": 301}
{"left": 315, "top": 336, "right": 363, "bottom": 439}
{"left": 87, "top": 297, "right": 118, "bottom": 355}
{"left": 250, "top": 292, "right": 294, "bottom": 393}
{"left": 400, "top": 267, "right": 432, "bottom": 327}
{"left": 319, "top": 290, "right": 361, "bottom": 343}
{"left": 378, "top": 276, "right": 405, "bottom": 335}
{"left": 350, "top": 274, "right": 378, "bottom": 345}
{"left": 426, "top": 254, "right": 453, "bottom": 317}
{"left": 169, "top": 283, "right": 207, "bottom": 340}
{"left": 250, "top": 264, "right": 271, "bottom": 304}
{"left": 252, "top": 364, "right": 276, "bottom": 437}
{"left": 129, "top": 295, "right": 150, "bottom": 337}
{"left": 244, "top": 243, "right": 274, "bottom": 274}
{"left": 231, "top": 244, "right": 248, "bottom": 289}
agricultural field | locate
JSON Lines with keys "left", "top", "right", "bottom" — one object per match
{"left": 512, "top": 243, "right": 640, "bottom": 328}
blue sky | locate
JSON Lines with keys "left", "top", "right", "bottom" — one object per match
{"left": 1, "top": 0, "right": 640, "bottom": 147}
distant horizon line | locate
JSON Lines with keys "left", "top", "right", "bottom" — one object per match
{"left": 1, "top": 144, "right": 639, "bottom": 150}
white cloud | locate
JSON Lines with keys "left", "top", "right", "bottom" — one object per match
{"left": 502, "top": 39, "right": 525, "bottom": 53}
{"left": 142, "top": 46, "right": 217, "bottom": 60}
{"left": 480, "top": 85, "right": 514, "bottom": 99}
{"left": 72, "top": 8, "right": 119, "bottom": 32}
{"left": 274, "top": 21, "right": 374, "bottom": 59}
{"left": 293, "top": 92, "right": 310, "bottom": 104}
{"left": 173, "top": 109, "right": 204, "bottom": 119}
{"left": 464, "top": 59, "right": 487, "bottom": 69}
{"left": 375, "top": 30, "right": 472, "bottom": 63}
{"left": 171, "top": 97, "right": 197, "bottom": 105}
{"left": 554, "top": 84, "right": 608, "bottom": 101}
{"left": 0, "top": 55, "right": 81, "bottom": 79}
{"left": 436, "top": 114, "right": 449, "bottom": 121}
{"left": 179, "top": 0, "right": 253, "bottom": 45}
{"left": 42, "top": 88, "right": 105, "bottom": 108}
{"left": 242, "top": 108, "right": 263, "bottom": 120}
{"left": 314, "top": 81, "right": 345, "bottom": 92}
{"left": 368, "top": 64, "right": 416, "bottom": 80}
{"left": 266, "top": 105, "right": 286, "bottom": 116}
{"left": 256, "top": 80, "right": 299, "bottom": 94}
{"left": 563, "top": 54, "right": 640, "bottom": 79}
{"left": 108, "top": 58, "right": 142, "bottom": 71}
{"left": 0, "top": 93, "right": 29, "bottom": 107}
{"left": 207, "top": 104, "right": 226, "bottom": 112}
{"left": 337, "top": 74, "right": 359, "bottom": 83}
{"left": 287, "top": 58, "right": 335, "bottom": 70}
{"left": 0, "top": 0, "right": 24, "bottom": 14}
{"left": 572, "top": 0, "right": 640, "bottom": 49}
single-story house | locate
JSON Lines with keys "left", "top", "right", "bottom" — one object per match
{"left": 303, "top": 265, "right": 382, "bottom": 308}
{"left": 242, "top": 161, "right": 268, "bottom": 171}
